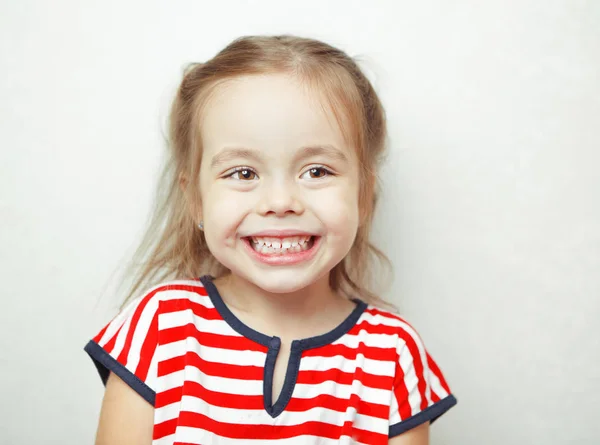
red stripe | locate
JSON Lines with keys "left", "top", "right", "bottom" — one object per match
{"left": 115, "top": 283, "right": 208, "bottom": 364}
{"left": 136, "top": 308, "right": 159, "bottom": 382}
{"left": 296, "top": 368, "right": 392, "bottom": 390}
{"left": 100, "top": 323, "right": 124, "bottom": 353}
{"left": 393, "top": 360, "right": 412, "bottom": 420}
{"left": 348, "top": 319, "right": 409, "bottom": 336}
{"left": 160, "top": 298, "right": 220, "bottom": 319}
{"left": 184, "top": 381, "right": 264, "bottom": 410}
{"left": 154, "top": 417, "right": 178, "bottom": 440}
{"left": 287, "top": 392, "right": 389, "bottom": 419}
{"left": 159, "top": 324, "right": 265, "bottom": 352}
{"left": 155, "top": 386, "right": 184, "bottom": 409}
{"left": 92, "top": 322, "right": 110, "bottom": 344}
{"left": 176, "top": 411, "right": 388, "bottom": 442}
{"left": 158, "top": 350, "right": 265, "bottom": 380}
{"left": 153, "top": 366, "right": 308, "bottom": 412}
{"left": 115, "top": 289, "right": 159, "bottom": 364}
{"left": 351, "top": 424, "right": 389, "bottom": 444}
{"left": 303, "top": 342, "right": 395, "bottom": 362}
{"left": 155, "top": 379, "right": 389, "bottom": 419}
{"left": 426, "top": 350, "right": 451, "bottom": 394}
{"left": 363, "top": 307, "right": 411, "bottom": 324}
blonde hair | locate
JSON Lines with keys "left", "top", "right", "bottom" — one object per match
{"left": 117, "top": 34, "right": 392, "bottom": 310}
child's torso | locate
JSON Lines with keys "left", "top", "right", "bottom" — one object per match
{"left": 151, "top": 284, "right": 398, "bottom": 445}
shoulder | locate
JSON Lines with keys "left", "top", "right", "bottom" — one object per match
{"left": 84, "top": 277, "right": 213, "bottom": 401}
{"left": 361, "top": 304, "right": 423, "bottom": 340}
{"left": 91, "top": 277, "right": 210, "bottom": 346}
{"left": 123, "top": 277, "right": 209, "bottom": 311}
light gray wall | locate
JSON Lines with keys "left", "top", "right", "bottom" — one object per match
{"left": 1, "top": 1, "right": 598, "bottom": 444}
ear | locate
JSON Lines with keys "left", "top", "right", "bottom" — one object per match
{"left": 179, "top": 173, "right": 203, "bottom": 223}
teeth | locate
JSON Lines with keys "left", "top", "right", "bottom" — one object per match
{"left": 248, "top": 235, "right": 313, "bottom": 254}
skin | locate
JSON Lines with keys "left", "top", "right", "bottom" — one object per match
{"left": 196, "top": 73, "right": 361, "bottom": 335}
{"left": 94, "top": 73, "right": 429, "bottom": 444}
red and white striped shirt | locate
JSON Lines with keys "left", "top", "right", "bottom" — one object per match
{"left": 85, "top": 275, "right": 457, "bottom": 444}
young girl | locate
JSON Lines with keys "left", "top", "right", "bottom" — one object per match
{"left": 84, "top": 34, "right": 457, "bottom": 445}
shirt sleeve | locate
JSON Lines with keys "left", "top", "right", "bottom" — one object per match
{"left": 84, "top": 287, "right": 162, "bottom": 406}
{"left": 388, "top": 319, "right": 458, "bottom": 437}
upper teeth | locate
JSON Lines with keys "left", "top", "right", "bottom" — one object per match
{"left": 251, "top": 236, "right": 311, "bottom": 248}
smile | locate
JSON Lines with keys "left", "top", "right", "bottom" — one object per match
{"left": 241, "top": 234, "right": 320, "bottom": 265}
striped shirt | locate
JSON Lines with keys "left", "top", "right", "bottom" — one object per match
{"left": 84, "top": 275, "right": 457, "bottom": 444}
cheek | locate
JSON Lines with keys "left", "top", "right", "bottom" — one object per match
{"left": 202, "top": 188, "right": 250, "bottom": 244}
{"left": 312, "top": 185, "right": 360, "bottom": 236}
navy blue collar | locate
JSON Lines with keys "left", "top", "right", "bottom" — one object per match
{"left": 199, "top": 275, "right": 368, "bottom": 351}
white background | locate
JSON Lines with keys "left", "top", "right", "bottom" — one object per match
{"left": 1, "top": 1, "right": 599, "bottom": 444}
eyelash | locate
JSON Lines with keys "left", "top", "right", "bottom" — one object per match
{"left": 224, "top": 167, "right": 258, "bottom": 181}
{"left": 224, "top": 165, "right": 334, "bottom": 181}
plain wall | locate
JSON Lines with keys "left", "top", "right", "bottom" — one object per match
{"left": 1, "top": 1, "right": 598, "bottom": 443}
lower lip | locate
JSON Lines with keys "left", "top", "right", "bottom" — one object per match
{"left": 241, "top": 237, "right": 321, "bottom": 265}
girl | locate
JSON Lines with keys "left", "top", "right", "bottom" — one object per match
{"left": 84, "top": 34, "right": 457, "bottom": 445}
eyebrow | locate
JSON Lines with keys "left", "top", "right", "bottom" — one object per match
{"left": 210, "top": 147, "right": 261, "bottom": 169}
{"left": 293, "top": 145, "right": 348, "bottom": 164}
{"left": 210, "top": 144, "right": 349, "bottom": 169}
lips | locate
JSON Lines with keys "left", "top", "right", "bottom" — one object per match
{"left": 246, "top": 235, "right": 315, "bottom": 254}
{"left": 240, "top": 234, "right": 321, "bottom": 265}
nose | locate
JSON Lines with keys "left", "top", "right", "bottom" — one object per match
{"left": 256, "top": 177, "right": 304, "bottom": 217}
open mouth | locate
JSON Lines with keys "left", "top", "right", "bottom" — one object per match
{"left": 243, "top": 235, "right": 318, "bottom": 255}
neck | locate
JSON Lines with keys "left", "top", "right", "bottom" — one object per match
{"left": 213, "top": 272, "right": 346, "bottom": 333}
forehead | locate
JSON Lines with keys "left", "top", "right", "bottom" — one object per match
{"left": 199, "top": 73, "right": 353, "bottom": 160}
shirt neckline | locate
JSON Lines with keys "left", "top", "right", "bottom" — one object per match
{"left": 199, "top": 274, "right": 368, "bottom": 351}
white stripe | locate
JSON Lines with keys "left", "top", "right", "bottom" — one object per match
{"left": 156, "top": 338, "right": 262, "bottom": 368}
{"left": 146, "top": 351, "right": 159, "bottom": 392}
{"left": 332, "top": 331, "right": 398, "bottom": 349}
{"left": 177, "top": 365, "right": 264, "bottom": 395}
{"left": 168, "top": 395, "right": 388, "bottom": 431}
{"left": 155, "top": 339, "right": 187, "bottom": 362}
{"left": 359, "top": 310, "right": 407, "bottom": 328}
{"left": 157, "top": 369, "right": 185, "bottom": 392}
{"left": 152, "top": 433, "right": 176, "bottom": 445}
{"left": 173, "top": 426, "right": 370, "bottom": 445}
{"left": 156, "top": 287, "right": 212, "bottom": 306}
{"left": 160, "top": 365, "right": 391, "bottom": 406}
{"left": 156, "top": 334, "right": 395, "bottom": 377}
{"left": 184, "top": 338, "right": 266, "bottom": 366}
{"left": 159, "top": 310, "right": 242, "bottom": 337}
{"left": 110, "top": 305, "right": 135, "bottom": 359}
{"left": 126, "top": 295, "right": 161, "bottom": 372}
{"left": 429, "top": 368, "right": 450, "bottom": 401}
{"left": 154, "top": 400, "right": 181, "bottom": 424}
{"left": 98, "top": 295, "right": 140, "bottom": 346}
{"left": 397, "top": 340, "right": 422, "bottom": 417}
{"left": 300, "top": 353, "right": 395, "bottom": 377}
{"left": 364, "top": 309, "right": 434, "bottom": 406}
{"left": 288, "top": 380, "right": 390, "bottom": 406}
{"left": 394, "top": 320, "right": 432, "bottom": 406}
{"left": 98, "top": 279, "right": 209, "bottom": 348}
{"left": 389, "top": 393, "right": 400, "bottom": 424}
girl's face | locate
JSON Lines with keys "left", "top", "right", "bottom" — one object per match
{"left": 198, "top": 73, "right": 360, "bottom": 294}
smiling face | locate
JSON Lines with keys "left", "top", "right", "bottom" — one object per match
{"left": 197, "top": 73, "right": 360, "bottom": 294}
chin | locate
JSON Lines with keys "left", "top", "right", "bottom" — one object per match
{"left": 243, "top": 269, "right": 327, "bottom": 295}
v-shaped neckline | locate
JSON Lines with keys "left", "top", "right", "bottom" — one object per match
{"left": 199, "top": 275, "right": 368, "bottom": 417}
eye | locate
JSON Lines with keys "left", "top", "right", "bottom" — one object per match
{"left": 225, "top": 167, "right": 258, "bottom": 181}
{"left": 300, "top": 166, "right": 332, "bottom": 179}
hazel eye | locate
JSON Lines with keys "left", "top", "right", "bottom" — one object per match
{"left": 300, "top": 166, "right": 331, "bottom": 179}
